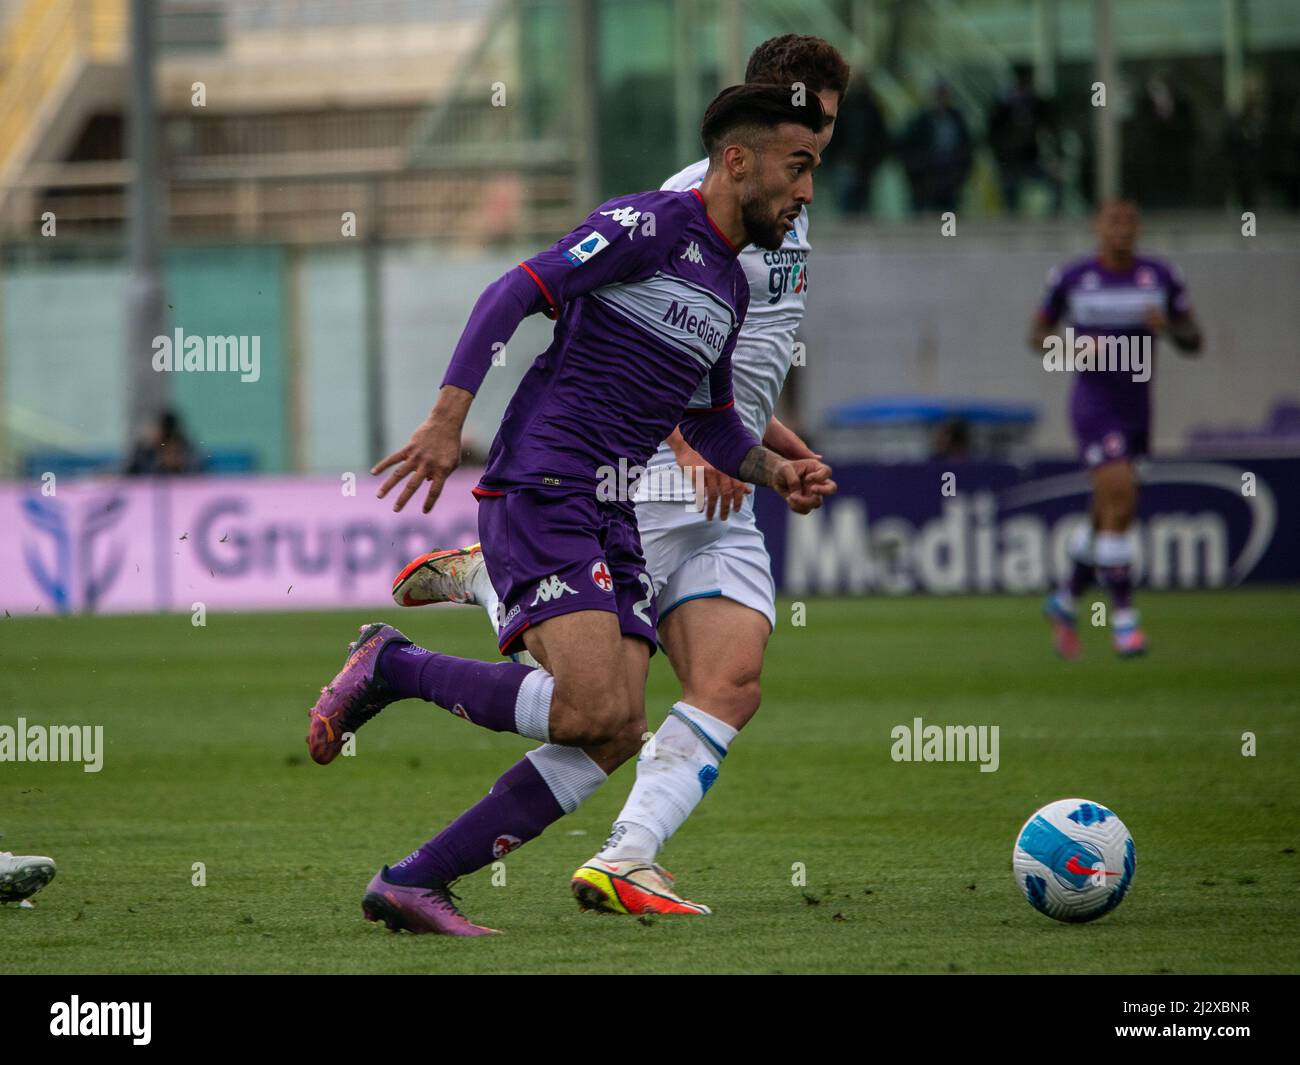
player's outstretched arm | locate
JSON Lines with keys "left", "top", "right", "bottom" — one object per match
{"left": 373, "top": 385, "right": 472, "bottom": 514}
{"left": 372, "top": 265, "right": 549, "bottom": 513}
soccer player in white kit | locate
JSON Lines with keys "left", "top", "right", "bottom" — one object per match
{"left": 392, "top": 35, "right": 849, "bottom": 915}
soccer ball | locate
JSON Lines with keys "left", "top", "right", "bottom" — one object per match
{"left": 1012, "top": 798, "right": 1135, "bottom": 922}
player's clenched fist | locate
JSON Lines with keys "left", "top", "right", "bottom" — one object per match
{"left": 373, "top": 387, "right": 471, "bottom": 514}
{"left": 774, "top": 458, "right": 836, "bottom": 514}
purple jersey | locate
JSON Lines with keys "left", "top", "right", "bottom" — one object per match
{"left": 1039, "top": 255, "right": 1191, "bottom": 464}
{"left": 444, "top": 187, "right": 755, "bottom": 493}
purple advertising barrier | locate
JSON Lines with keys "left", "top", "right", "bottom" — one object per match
{"left": 753, "top": 458, "right": 1300, "bottom": 594}
{"left": 2, "top": 472, "right": 482, "bottom": 616}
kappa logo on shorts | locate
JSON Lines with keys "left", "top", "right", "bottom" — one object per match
{"left": 590, "top": 560, "right": 614, "bottom": 592}
{"left": 530, "top": 575, "right": 577, "bottom": 606}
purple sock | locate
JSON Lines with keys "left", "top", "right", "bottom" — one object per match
{"left": 1099, "top": 564, "right": 1133, "bottom": 611}
{"left": 379, "top": 642, "right": 532, "bottom": 734}
{"left": 1068, "top": 559, "right": 1095, "bottom": 599}
{"left": 385, "top": 757, "right": 565, "bottom": 885}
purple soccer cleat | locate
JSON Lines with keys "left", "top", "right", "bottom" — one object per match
{"left": 307, "top": 622, "right": 410, "bottom": 765}
{"left": 362, "top": 867, "right": 499, "bottom": 936}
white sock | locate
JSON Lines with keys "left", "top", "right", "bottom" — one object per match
{"left": 598, "top": 701, "right": 737, "bottom": 862}
{"left": 472, "top": 560, "right": 501, "bottom": 635}
{"left": 525, "top": 744, "right": 607, "bottom": 813}
{"left": 1113, "top": 607, "right": 1139, "bottom": 630}
{"left": 513, "top": 668, "right": 553, "bottom": 742}
{"left": 473, "top": 554, "right": 539, "bottom": 666}
{"left": 1094, "top": 532, "right": 1133, "bottom": 568}
{"left": 1068, "top": 523, "right": 1095, "bottom": 565}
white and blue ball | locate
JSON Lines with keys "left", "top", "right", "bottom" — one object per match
{"left": 1012, "top": 798, "right": 1135, "bottom": 922}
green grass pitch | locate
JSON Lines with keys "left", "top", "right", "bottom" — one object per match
{"left": 2, "top": 590, "right": 1297, "bottom": 974}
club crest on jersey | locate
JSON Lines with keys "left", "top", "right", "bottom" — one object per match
{"left": 590, "top": 560, "right": 614, "bottom": 592}
{"left": 564, "top": 230, "right": 609, "bottom": 266}
{"left": 599, "top": 206, "right": 642, "bottom": 238}
{"left": 1135, "top": 265, "right": 1157, "bottom": 288}
{"left": 530, "top": 575, "right": 577, "bottom": 605}
{"left": 680, "top": 241, "right": 705, "bottom": 265}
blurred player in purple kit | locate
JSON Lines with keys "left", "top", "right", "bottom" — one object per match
{"left": 302, "top": 84, "right": 834, "bottom": 935}
{"left": 1030, "top": 199, "right": 1202, "bottom": 658}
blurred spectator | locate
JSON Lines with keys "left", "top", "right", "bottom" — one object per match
{"left": 931, "top": 417, "right": 971, "bottom": 462}
{"left": 987, "top": 63, "right": 1061, "bottom": 215}
{"left": 899, "top": 80, "right": 972, "bottom": 213}
{"left": 829, "top": 82, "right": 891, "bottom": 216}
{"left": 1220, "top": 74, "right": 1268, "bottom": 209}
{"left": 126, "top": 410, "right": 203, "bottom": 475}
{"left": 1129, "top": 71, "right": 1197, "bottom": 208}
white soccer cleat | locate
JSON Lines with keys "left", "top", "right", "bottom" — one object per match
{"left": 0, "top": 852, "right": 56, "bottom": 904}
{"left": 391, "top": 543, "right": 485, "bottom": 608}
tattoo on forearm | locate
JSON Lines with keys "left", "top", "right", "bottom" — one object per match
{"left": 739, "top": 445, "right": 782, "bottom": 487}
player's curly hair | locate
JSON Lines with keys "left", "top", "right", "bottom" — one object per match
{"left": 745, "top": 34, "right": 851, "bottom": 99}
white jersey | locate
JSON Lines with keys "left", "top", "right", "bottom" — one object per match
{"left": 637, "top": 157, "right": 811, "bottom": 502}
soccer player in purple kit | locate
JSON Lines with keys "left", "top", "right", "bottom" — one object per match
{"left": 1031, "top": 199, "right": 1202, "bottom": 658}
{"left": 303, "top": 84, "right": 835, "bottom": 935}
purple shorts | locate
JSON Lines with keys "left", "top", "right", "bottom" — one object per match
{"left": 474, "top": 485, "right": 658, "bottom": 657}
{"left": 1071, "top": 384, "right": 1150, "bottom": 469}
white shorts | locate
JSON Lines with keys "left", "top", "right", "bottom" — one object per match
{"left": 635, "top": 496, "right": 777, "bottom": 631}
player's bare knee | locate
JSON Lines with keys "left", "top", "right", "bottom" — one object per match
{"left": 550, "top": 689, "right": 631, "bottom": 747}
{"left": 686, "top": 670, "right": 761, "bottom": 729}
{"left": 605, "top": 714, "right": 649, "bottom": 764}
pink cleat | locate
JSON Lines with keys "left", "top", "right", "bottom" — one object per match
{"left": 1042, "top": 593, "right": 1082, "bottom": 660}
{"left": 307, "top": 623, "right": 410, "bottom": 765}
{"left": 1114, "top": 627, "right": 1148, "bottom": 658}
{"left": 362, "top": 868, "right": 499, "bottom": 936}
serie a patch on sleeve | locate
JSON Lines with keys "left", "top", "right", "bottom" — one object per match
{"left": 564, "top": 230, "right": 609, "bottom": 266}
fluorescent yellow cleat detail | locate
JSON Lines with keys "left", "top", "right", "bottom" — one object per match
{"left": 571, "top": 857, "right": 711, "bottom": 915}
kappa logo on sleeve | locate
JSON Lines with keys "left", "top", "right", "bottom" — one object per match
{"left": 598, "top": 206, "right": 642, "bottom": 236}
{"left": 564, "top": 230, "right": 610, "bottom": 266}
